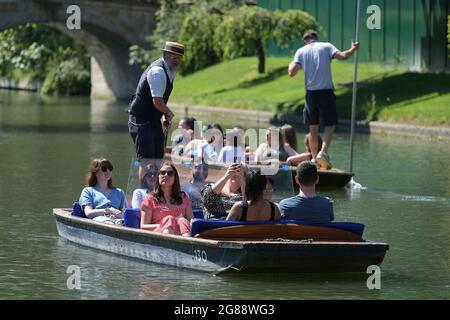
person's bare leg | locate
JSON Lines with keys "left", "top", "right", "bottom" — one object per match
{"left": 321, "top": 125, "right": 336, "bottom": 153}
{"left": 308, "top": 125, "right": 320, "bottom": 159}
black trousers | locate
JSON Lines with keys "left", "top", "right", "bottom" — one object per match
{"left": 128, "top": 115, "right": 164, "bottom": 159}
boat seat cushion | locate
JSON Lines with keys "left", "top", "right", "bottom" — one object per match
{"left": 124, "top": 208, "right": 141, "bottom": 228}
{"left": 191, "top": 219, "right": 364, "bottom": 238}
{"left": 192, "top": 209, "right": 204, "bottom": 219}
{"left": 71, "top": 202, "right": 87, "bottom": 218}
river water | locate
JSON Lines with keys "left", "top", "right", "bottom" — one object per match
{"left": 0, "top": 91, "right": 449, "bottom": 299}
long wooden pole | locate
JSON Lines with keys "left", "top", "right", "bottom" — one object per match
{"left": 348, "top": 0, "right": 361, "bottom": 173}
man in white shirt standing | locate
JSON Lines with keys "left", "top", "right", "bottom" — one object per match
{"left": 128, "top": 41, "right": 184, "bottom": 176}
{"left": 288, "top": 30, "right": 359, "bottom": 170}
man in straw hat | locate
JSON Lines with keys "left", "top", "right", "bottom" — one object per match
{"left": 128, "top": 41, "right": 185, "bottom": 176}
{"left": 288, "top": 30, "right": 359, "bottom": 170}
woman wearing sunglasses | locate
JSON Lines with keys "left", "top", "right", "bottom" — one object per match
{"left": 140, "top": 162, "right": 193, "bottom": 236}
{"left": 79, "top": 158, "right": 127, "bottom": 221}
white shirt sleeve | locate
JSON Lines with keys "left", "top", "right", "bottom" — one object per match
{"left": 217, "top": 147, "right": 226, "bottom": 163}
{"left": 294, "top": 49, "right": 303, "bottom": 66}
{"left": 327, "top": 43, "right": 339, "bottom": 59}
{"left": 147, "top": 66, "right": 166, "bottom": 98}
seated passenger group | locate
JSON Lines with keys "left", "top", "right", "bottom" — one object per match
{"left": 173, "top": 120, "right": 330, "bottom": 171}
{"left": 77, "top": 123, "right": 334, "bottom": 236}
{"left": 78, "top": 157, "right": 333, "bottom": 234}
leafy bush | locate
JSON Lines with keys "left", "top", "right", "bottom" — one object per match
{"left": 41, "top": 51, "right": 90, "bottom": 96}
{"left": 0, "top": 23, "right": 90, "bottom": 95}
{"left": 130, "top": 1, "right": 317, "bottom": 75}
{"left": 178, "top": 8, "right": 223, "bottom": 74}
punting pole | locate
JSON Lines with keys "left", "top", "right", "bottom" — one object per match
{"left": 348, "top": 0, "right": 361, "bottom": 174}
{"left": 163, "top": 119, "right": 172, "bottom": 150}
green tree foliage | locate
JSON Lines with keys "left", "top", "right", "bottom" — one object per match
{"left": 41, "top": 48, "right": 90, "bottom": 96}
{"left": 129, "top": 0, "right": 192, "bottom": 69}
{"left": 272, "top": 10, "right": 318, "bottom": 48}
{"left": 448, "top": 15, "right": 450, "bottom": 55}
{"left": 129, "top": 1, "right": 317, "bottom": 75}
{"left": 130, "top": 0, "right": 244, "bottom": 74}
{"left": 178, "top": 7, "right": 223, "bottom": 74}
{"left": 214, "top": 7, "right": 317, "bottom": 74}
{"left": 214, "top": 6, "right": 274, "bottom": 74}
{"left": 0, "top": 23, "right": 90, "bottom": 95}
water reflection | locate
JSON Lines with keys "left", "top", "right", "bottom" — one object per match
{"left": 89, "top": 99, "right": 128, "bottom": 133}
{"left": 1, "top": 91, "right": 450, "bottom": 299}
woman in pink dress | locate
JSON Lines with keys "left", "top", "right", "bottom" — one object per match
{"left": 140, "top": 162, "right": 193, "bottom": 236}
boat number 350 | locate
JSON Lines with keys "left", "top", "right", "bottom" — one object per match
{"left": 193, "top": 249, "right": 207, "bottom": 262}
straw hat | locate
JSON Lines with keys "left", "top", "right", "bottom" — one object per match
{"left": 162, "top": 41, "right": 185, "bottom": 56}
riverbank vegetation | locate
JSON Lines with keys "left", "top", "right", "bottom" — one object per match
{"left": 171, "top": 57, "right": 450, "bottom": 127}
{"left": 129, "top": 0, "right": 317, "bottom": 75}
{"left": 0, "top": 23, "right": 90, "bottom": 96}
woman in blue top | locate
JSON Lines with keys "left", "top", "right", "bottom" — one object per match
{"left": 79, "top": 158, "right": 127, "bottom": 221}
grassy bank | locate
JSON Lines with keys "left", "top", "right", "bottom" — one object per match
{"left": 171, "top": 57, "right": 450, "bottom": 127}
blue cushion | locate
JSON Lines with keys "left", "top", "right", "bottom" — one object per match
{"left": 71, "top": 202, "right": 87, "bottom": 218}
{"left": 190, "top": 219, "right": 364, "bottom": 237}
{"left": 124, "top": 208, "right": 141, "bottom": 228}
{"left": 192, "top": 209, "right": 204, "bottom": 219}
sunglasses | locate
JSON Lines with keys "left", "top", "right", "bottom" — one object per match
{"left": 101, "top": 166, "right": 113, "bottom": 172}
{"left": 159, "top": 170, "right": 175, "bottom": 177}
{"left": 145, "top": 171, "right": 157, "bottom": 178}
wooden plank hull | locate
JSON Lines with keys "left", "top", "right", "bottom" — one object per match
{"left": 53, "top": 209, "right": 388, "bottom": 274}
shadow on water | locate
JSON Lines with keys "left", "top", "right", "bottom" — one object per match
{"left": 53, "top": 238, "right": 383, "bottom": 300}
{"left": 221, "top": 271, "right": 369, "bottom": 283}
{"left": 2, "top": 91, "right": 450, "bottom": 299}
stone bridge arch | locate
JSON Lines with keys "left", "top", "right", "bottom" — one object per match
{"left": 0, "top": 0, "right": 159, "bottom": 99}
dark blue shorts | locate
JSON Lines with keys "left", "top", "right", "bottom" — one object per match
{"left": 128, "top": 116, "right": 164, "bottom": 160}
{"left": 304, "top": 90, "right": 338, "bottom": 126}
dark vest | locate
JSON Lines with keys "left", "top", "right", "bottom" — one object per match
{"left": 128, "top": 58, "right": 173, "bottom": 123}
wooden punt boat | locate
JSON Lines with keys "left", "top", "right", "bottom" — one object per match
{"left": 164, "top": 152, "right": 353, "bottom": 190}
{"left": 308, "top": 168, "right": 353, "bottom": 188}
{"left": 54, "top": 208, "right": 389, "bottom": 274}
